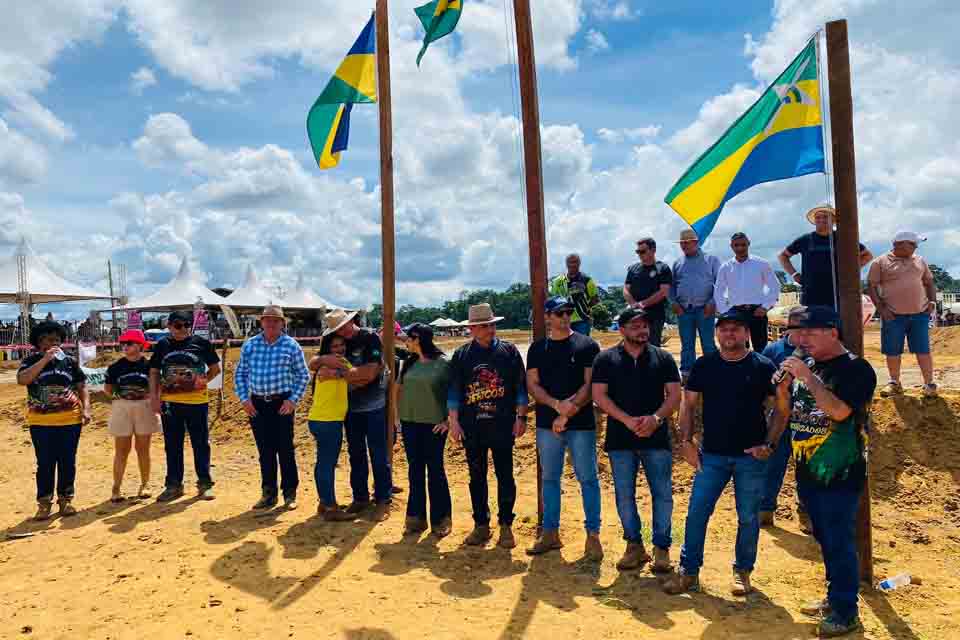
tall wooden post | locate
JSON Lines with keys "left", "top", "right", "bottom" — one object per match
{"left": 514, "top": 0, "right": 548, "bottom": 526}
{"left": 375, "top": 1, "right": 398, "bottom": 463}
{"left": 826, "top": 19, "right": 873, "bottom": 584}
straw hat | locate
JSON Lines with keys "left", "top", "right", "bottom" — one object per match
{"left": 322, "top": 308, "right": 359, "bottom": 336}
{"left": 678, "top": 229, "right": 698, "bottom": 243}
{"left": 257, "top": 305, "right": 287, "bottom": 322}
{"left": 806, "top": 204, "right": 837, "bottom": 225}
{"left": 463, "top": 303, "right": 504, "bottom": 326}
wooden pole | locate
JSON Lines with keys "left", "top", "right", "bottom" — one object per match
{"left": 375, "top": 1, "right": 398, "bottom": 473}
{"left": 514, "top": 0, "right": 548, "bottom": 527}
{"left": 825, "top": 19, "right": 873, "bottom": 585}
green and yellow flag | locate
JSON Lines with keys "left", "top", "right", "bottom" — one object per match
{"left": 415, "top": 0, "right": 463, "bottom": 66}
{"left": 306, "top": 15, "right": 377, "bottom": 170}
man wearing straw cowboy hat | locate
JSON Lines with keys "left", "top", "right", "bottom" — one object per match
{"left": 670, "top": 228, "right": 720, "bottom": 383}
{"left": 447, "top": 303, "right": 528, "bottom": 549}
{"left": 312, "top": 308, "right": 392, "bottom": 521}
{"left": 234, "top": 305, "right": 310, "bottom": 510}
{"left": 778, "top": 205, "right": 872, "bottom": 309}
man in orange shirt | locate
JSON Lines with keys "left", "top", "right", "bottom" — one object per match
{"left": 867, "top": 231, "right": 938, "bottom": 397}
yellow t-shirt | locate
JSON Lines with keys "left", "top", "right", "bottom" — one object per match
{"left": 308, "top": 359, "right": 351, "bottom": 422}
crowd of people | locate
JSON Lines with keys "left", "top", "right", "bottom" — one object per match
{"left": 14, "top": 204, "right": 943, "bottom": 638}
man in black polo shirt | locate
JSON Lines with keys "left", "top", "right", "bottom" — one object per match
{"left": 593, "top": 307, "right": 681, "bottom": 572}
{"left": 526, "top": 297, "right": 602, "bottom": 560}
{"left": 623, "top": 237, "right": 673, "bottom": 347}
{"left": 664, "top": 310, "right": 785, "bottom": 597}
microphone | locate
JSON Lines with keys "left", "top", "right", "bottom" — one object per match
{"left": 773, "top": 347, "right": 815, "bottom": 385}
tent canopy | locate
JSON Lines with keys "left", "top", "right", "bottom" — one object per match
{"left": 282, "top": 273, "right": 338, "bottom": 311}
{"left": 0, "top": 238, "right": 111, "bottom": 304}
{"left": 222, "top": 264, "right": 285, "bottom": 309}
{"left": 105, "top": 256, "right": 229, "bottom": 312}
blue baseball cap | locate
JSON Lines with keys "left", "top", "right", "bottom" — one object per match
{"left": 545, "top": 296, "right": 575, "bottom": 314}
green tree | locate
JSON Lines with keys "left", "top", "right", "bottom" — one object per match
{"left": 930, "top": 264, "right": 959, "bottom": 292}
{"left": 592, "top": 304, "right": 612, "bottom": 331}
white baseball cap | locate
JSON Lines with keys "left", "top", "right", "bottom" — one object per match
{"left": 893, "top": 231, "right": 926, "bottom": 244}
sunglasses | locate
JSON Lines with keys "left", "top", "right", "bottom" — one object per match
{"left": 551, "top": 309, "right": 574, "bottom": 317}
{"left": 170, "top": 322, "right": 189, "bottom": 330}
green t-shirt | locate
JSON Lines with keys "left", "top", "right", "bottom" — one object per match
{"left": 398, "top": 358, "right": 450, "bottom": 425}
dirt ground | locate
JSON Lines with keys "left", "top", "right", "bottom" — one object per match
{"left": 1, "top": 329, "right": 958, "bottom": 639}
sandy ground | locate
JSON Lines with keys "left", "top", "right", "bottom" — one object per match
{"left": 1, "top": 329, "right": 959, "bottom": 639}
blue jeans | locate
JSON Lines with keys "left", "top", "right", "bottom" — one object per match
{"left": 345, "top": 408, "right": 392, "bottom": 503}
{"left": 797, "top": 481, "right": 861, "bottom": 622}
{"left": 881, "top": 312, "right": 931, "bottom": 355}
{"left": 679, "top": 452, "right": 766, "bottom": 575}
{"left": 571, "top": 320, "right": 592, "bottom": 336}
{"left": 537, "top": 428, "right": 601, "bottom": 533}
{"left": 760, "top": 428, "right": 793, "bottom": 512}
{"left": 308, "top": 420, "right": 343, "bottom": 506}
{"left": 677, "top": 306, "right": 716, "bottom": 373}
{"left": 608, "top": 448, "right": 673, "bottom": 548}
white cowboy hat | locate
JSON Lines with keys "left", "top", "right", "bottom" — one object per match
{"left": 322, "top": 308, "right": 359, "bottom": 336}
{"left": 256, "top": 304, "right": 287, "bottom": 322}
{"left": 463, "top": 303, "right": 504, "bottom": 326}
{"left": 806, "top": 204, "right": 838, "bottom": 225}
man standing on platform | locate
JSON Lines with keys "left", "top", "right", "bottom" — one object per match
{"left": 779, "top": 205, "right": 872, "bottom": 308}
{"left": 150, "top": 310, "right": 221, "bottom": 502}
{"left": 234, "top": 305, "right": 310, "bottom": 510}
{"left": 447, "top": 303, "right": 528, "bottom": 549}
{"left": 671, "top": 229, "right": 720, "bottom": 383}
{"left": 716, "top": 232, "right": 780, "bottom": 353}
{"left": 593, "top": 307, "right": 681, "bottom": 573}
{"left": 867, "top": 231, "right": 939, "bottom": 397}
{"left": 777, "top": 306, "right": 877, "bottom": 638}
{"left": 550, "top": 253, "right": 601, "bottom": 336}
{"left": 664, "top": 310, "right": 783, "bottom": 597}
{"left": 526, "top": 296, "right": 602, "bottom": 560}
{"left": 624, "top": 237, "right": 673, "bottom": 347}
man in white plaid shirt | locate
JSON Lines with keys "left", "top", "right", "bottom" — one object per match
{"left": 234, "top": 305, "right": 310, "bottom": 510}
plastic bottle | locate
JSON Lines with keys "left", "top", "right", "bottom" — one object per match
{"left": 878, "top": 574, "right": 911, "bottom": 591}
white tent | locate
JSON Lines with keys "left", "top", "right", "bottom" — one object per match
{"left": 283, "top": 273, "right": 338, "bottom": 311}
{"left": 223, "top": 264, "right": 285, "bottom": 309}
{"left": 429, "top": 317, "right": 449, "bottom": 327}
{"left": 0, "top": 238, "right": 111, "bottom": 304}
{"left": 107, "top": 256, "right": 229, "bottom": 312}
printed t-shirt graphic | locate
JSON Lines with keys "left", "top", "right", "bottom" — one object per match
{"left": 465, "top": 364, "right": 507, "bottom": 420}
{"left": 149, "top": 336, "right": 220, "bottom": 405}
{"left": 105, "top": 358, "right": 151, "bottom": 401}
{"left": 19, "top": 353, "right": 87, "bottom": 426}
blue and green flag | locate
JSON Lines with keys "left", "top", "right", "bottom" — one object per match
{"left": 307, "top": 15, "right": 377, "bottom": 170}
{"left": 415, "top": 0, "right": 463, "bottom": 66}
{"left": 665, "top": 39, "right": 825, "bottom": 241}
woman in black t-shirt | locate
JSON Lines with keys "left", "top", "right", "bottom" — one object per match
{"left": 105, "top": 330, "right": 160, "bottom": 502}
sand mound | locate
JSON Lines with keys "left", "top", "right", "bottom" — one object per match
{"left": 930, "top": 326, "right": 960, "bottom": 357}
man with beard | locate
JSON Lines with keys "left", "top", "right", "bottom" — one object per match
{"left": 593, "top": 307, "right": 681, "bottom": 572}
{"left": 777, "top": 306, "right": 877, "bottom": 637}
{"left": 664, "top": 310, "right": 784, "bottom": 596}
{"left": 447, "top": 303, "right": 528, "bottom": 549}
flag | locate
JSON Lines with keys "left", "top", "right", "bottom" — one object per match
{"left": 307, "top": 14, "right": 377, "bottom": 170}
{"left": 664, "top": 39, "right": 825, "bottom": 241}
{"left": 415, "top": 0, "right": 463, "bottom": 66}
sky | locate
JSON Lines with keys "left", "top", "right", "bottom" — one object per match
{"left": 1, "top": 0, "right": 958, "bottom": 318}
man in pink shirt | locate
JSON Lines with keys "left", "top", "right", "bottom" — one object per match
{"left": 867, "top": 231, "right": 938, "bottom": 397}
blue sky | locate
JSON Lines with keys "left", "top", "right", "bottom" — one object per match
{"left": 2, "top": 0, "right": 959, "bottom": 319}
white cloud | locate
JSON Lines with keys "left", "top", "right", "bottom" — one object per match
{"left": 597, "top": 125, "right": 661, "bottom": 143}
{"left": 587, "top": 0, "right": 637, "bottom": 21}
{"left": 0, "top": 118, "right": 48, "bottom": 187}
{"left": 129, "top": 67, "right": 157, "bottom": 95}
{"left": 585, "top": 29, "right": 610, "bottom": 52}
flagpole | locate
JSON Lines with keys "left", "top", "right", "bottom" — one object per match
{"left": 513, "top": 0, "right": 547, "bottom": 529}
{"left": 825, "top": 18, "right": 873, "bottom": 585}
{"left": 375, "top": 1, "right": 398, "bottom": 465}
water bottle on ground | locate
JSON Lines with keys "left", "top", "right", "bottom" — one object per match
{"left": 878, "top": 573, "right": 912, "bottom": 592}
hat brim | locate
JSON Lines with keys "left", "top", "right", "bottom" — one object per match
{"left": 464, "top": 316, "right": 504, "bottom": 326}
{"left": 257, "top": 313, "right": 287, "bottom": 322}
{"left": 546, "top": 304, "right": 575, "bottom": 314}
{"left": 322, "top": 311, "right": 359, "bottom": 337}
{"left": 806, "top": 206, "right": 837, "bottom": 225}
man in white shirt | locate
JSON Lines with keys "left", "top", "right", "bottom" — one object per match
{"left": 715, "top": 232, "right": 780, "bottom": 352}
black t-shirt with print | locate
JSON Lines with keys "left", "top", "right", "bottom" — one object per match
{"left": 790, "top": 353, "right": 876, "bottom": 491}
{"left": 449, "top": 338, "right": 526, "bottom": 429}
{"left": 105, "top": 357, "right": 151, "bottom": 401}
{"left": 19, "top": 353, "right": 87, "bottom": 426}
{"left": 344, "top": 328, "right": 386, "bottom": 412}
{"left": 526, "top": 332, "right": 601, "bottom": 431}
{"left": 625, "top": 260, "right": 673, "bottom": 318}
{"left": 148, "top": 335, "right": 220, "bottom": 404}
{"left": 591, "top": 343, "right": 680, "bottom": 451}
{"left": 685, "top": 351, "right": 777, "bottom": 456}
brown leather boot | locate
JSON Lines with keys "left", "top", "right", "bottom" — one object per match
{"left": 662, "top": 570, "right": 699, "bottom": 595}
{"left": 465, "top": 525, "right": 492, "bottom": 546}
{"left": 33, "top": 500, "right": 53, "bottom": 521}
{"left": 57, "top": 498, "right": 77, "bottom": 517}
{"left": 319, "top": 503, "right": 358, "bottom": 522}
{"left": 404, "top": 517, "right": 428, "bottom": 535}
{"left": 526, "top": 530, "right": 562, "bottom": 556}
{"left": 497, "top": 525, "right": 516, "bottom": 549}
{"left": 731, "top": 570, "right": 753, "bottom": 596}
{"left": 372, "top": 501, "right": 392, "bottom": 522}
{"left": 432, "top": 517, "right": 453, "bottom": 538}
{"left": 583, "top": 533, "right": 604, "bottom": 561}
{"left": 616, "top": 542, "right": 651, "bottom": 570}
{"left": 652, "top": 546, "right": 672, "bottom": 573}
{"left": 759, "top": 511, "right": 774, "bottom": 527}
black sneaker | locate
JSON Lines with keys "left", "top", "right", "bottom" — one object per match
{"left": 156, "top": 486, "right": 184, "bottom": 503}
{"left": 252, "top": 494, "right": 278, "bottom": 510}
{"left": 197, "top": 481, "right": 216, "bottom": 500}
{"left": 818, "top": 614, "right": 861, "bottom": 637}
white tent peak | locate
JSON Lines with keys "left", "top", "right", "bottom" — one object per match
{"left": 224, "top": 264, "right": 283, "bottom": 308}
{"left": 107, "top": 255, "right": 229, "bottom": 312}
{"left": 284, "top": 272, "right": 337, "bottom": 310}
{"left": 0, "top": 236, "right": 111, "bottom": 303}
